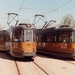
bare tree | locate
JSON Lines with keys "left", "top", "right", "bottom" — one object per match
{"left": 61, "top": 14, "right": 75, "bottom": 25}
{"left": 0, "top": 24, "right": 5, "bottom": 30}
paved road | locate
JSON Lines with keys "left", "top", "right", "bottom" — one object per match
{"left": 0, "top": 52, "right": 18, "bottom": 75}
{"left": 0, "top": 52, "right": 75, "bottom": 75}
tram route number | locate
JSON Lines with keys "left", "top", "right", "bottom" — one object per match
{"left": 14, "top": 43, "right": 18, "bottom": 48}
{"left": 60, "top": 43, "right": 67, "bottom": 49}
{"left": 27, "top": 44, "right": 31, "bottom": 46}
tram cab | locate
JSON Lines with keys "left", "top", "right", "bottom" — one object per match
{"left": 10, "top": 23, "right": 36, "bottom": 58}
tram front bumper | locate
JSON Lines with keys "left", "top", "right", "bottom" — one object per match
{"left": 11, "top": 51, "right": 36, "bottom": 58}
{"left": 23, "top": 52, "right": 36, "bottom": 57}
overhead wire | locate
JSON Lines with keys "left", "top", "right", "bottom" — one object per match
{"left": 0, "top": 0, "right": 73, "bottom": 25}
{"left": 41, "top": 0, "right": 73, "bottom": 26}
{"left": 0, "top": 0, "right": 25, "bottom": 21}
{"left": 0, "top": 17, "right": 7, "bottom": 20}
{"left": 42, "top": 0, "right": 73, "bottom": 14}
{"left": 15, "top": 0, "right": 25, "bottom": 12}
{"left": 29, "top": 0, "right": 73, "bottom": 23}
{"left": 0, "top": 0, "right": 26, "bottom": 27}
{"left": 20, "top": 0, "right": 25, "bottom": 9}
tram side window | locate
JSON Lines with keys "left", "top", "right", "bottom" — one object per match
{"left": 37, "top": 35, "right": 47, "bottom": 42}
{"left": 37, "top": 35, "right": 42, "bottom": 42}
{"left": 54, "top": 35, "right": 57, "bottom": 42}
{"left": 0, "top": 35, "right": 9, "bottom": 42}
{"left": 5, "top": 35, "right": 10, "bottom": 42}
{"left": 47, "top": 35, "right": 53, "bottom": 42}
{"left": 47, "top": 34, "right": 56, "bottom": 42}
{"left": 13, "top": 34, "right": 18, "bottom": 42}
{"left": 0, "top": 35, "right": 3, "bottom": 42}
{"left": 47, "top": 35, "right": 51, "bottom": 42}
{"left": 42, "top": 35, "right": 47, "bottom": 42}
{"left": 73, "top": 31, "right": 75, "bottom": 43}
{"left": 13, "top": 30, "right": 22, "bottom": 42}
{"left": 59, "top": 36, "right": 69, "bottom": 43}
{"left": 36, "top": 36, "right": 38, "bottom": 41}
{"left": 33, "top": 30, "right": 36, "bottom": 41}
{"left": 58, "top": 33, "right": 71, "bottom": 43}
{"left": 13, "top": 31, "right": 20, "bottom": 42}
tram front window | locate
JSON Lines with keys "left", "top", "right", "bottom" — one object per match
{"left": 24, "top": 30, "right": 33, "bottom": 42}
{"left": 13, "top": 30, "right": 21, "bottom": 42}
{"left": 13, "top": 29, "right": 35, "bottom": 42}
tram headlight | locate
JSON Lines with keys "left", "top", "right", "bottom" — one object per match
{"left": 22, "top": 47, "right": 25, "bottom": 50}
{"left": 33, "top": 48, "right": 36, "bottom": 52}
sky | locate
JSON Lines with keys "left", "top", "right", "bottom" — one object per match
{"left": 0, "top": 0, "right": 75, "bottom": 29}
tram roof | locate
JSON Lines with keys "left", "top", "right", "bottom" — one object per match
{"left": 0, "top": 30, "right": 10, "bottom": 35}
{"left": 36, "top": 26, "right": 75, "bottom": 35}
{"left": 36, "top": 27, "right": 55, "bottom": 34}
{"left": 12, "top": 23, "right": 35, "bottom": 31}
{"left": 56, "top": 27, "right": 75, "bottom": 32}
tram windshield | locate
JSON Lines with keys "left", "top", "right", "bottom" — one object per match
{"left": 24, "top": 30, "right": 33, "bottom": 41}
{"left": 13, "top": 29, "right": 36, "bottom": 42}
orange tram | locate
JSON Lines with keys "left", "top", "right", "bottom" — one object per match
{"left": 36, "top": 25, "right": 75, "bottom": 59}
{"left": 0, "top": 23, "right": 36, "bottom": 58}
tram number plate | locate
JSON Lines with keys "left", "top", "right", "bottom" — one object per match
{"left": 27, "top": 44, "right": 31, "bottom": 46}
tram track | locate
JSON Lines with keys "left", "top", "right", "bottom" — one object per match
{"left": 1, "top": 52, "right": 75, "bottom": 75}
{"left": 6, "top": 53, "right": 75, "bottom": 75}
{"left": 15, "top": 61, "right": 21, "bottom": 75}
{"left": 33, "top": 61, "right": 49, "bottom": 75}
{"left": 13, "top": 58, "right": 49, "bottom": 75}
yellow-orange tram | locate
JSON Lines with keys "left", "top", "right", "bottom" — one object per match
{"left": 9, "top": 23, "right": 36, "bottom": 58}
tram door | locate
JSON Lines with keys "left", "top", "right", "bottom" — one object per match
{"left": 0, "top": 34, "right": 10, "bottom": 51}
{"left": 12, "top": 29, "right": 22, "bottom": 53}
{"left": 0, "top": 35, "right": 5, "bottom": 50}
